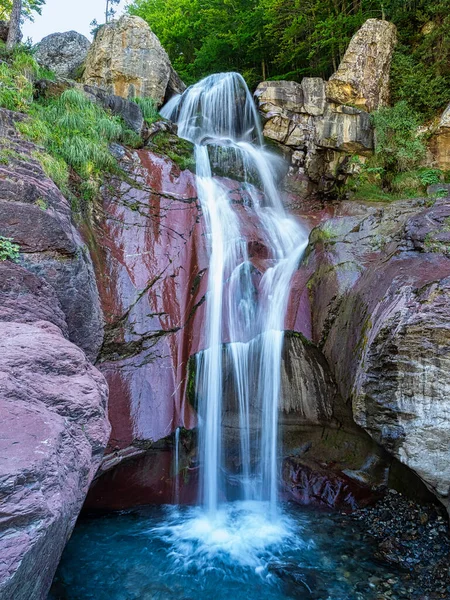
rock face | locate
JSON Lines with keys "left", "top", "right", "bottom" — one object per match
{"left": 326, "top": 19, "right": 397, "bottom": 112}
{"left": 429, "top": 103, "right": 450, "bottom": 170}
{"left": 255, "top": 19, "right": 398, "bottom": 196}
{"left": 34, "top": 31, "right": 91, "bottom": 78}
{"left": 0, "top": 20, "right": 9, "bottom": 42}
{"left": 255, "top": 79, "right": 373, "bottom": 195}
{"left": 83, "top": 15, "right": 185, "bottom": 106}
{"left": 302, "top": 196, "right": 450, "bottom": 513}
{"left": 0, "top": 108, "right": 104, "bottom": 361}
{"left": 0, "top": 261, "right": 110, "bottom": 600}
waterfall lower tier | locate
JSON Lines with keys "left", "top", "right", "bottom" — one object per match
{"left": 162, "top": 72, "right": 308, "bottom": 516}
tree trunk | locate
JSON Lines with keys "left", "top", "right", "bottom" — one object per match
{"left": 6, "top": 0, "right": 22, "bottom": 49}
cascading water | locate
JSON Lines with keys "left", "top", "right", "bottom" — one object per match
{"left": 162, "top": 73, "right": 308, "bottom": 518}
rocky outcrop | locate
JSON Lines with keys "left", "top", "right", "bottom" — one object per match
{"left": 34, "top": 31, "right": 91, "bottom": 78}
{"left": 0, "top": 261, "right": 110, "bottom": 600}
{"left": 326, "top": 19, "right": 397, "bottom": 112}
{"left": 82, "top": 15, "right": 185, "bottom": 106}
{"left": 255, "top": 80, "right": 373, "bottom": 195}
{"left": 0, "top": 108, "right": 104, "bottom": 361}
{"left": 255, "top": 19, "right": 398, "bottom": 196}
{"left": 429, "top": 103, "right": 450, "bottom": 171}
{"left": 302, "top": 196, "right": 450, "bottom": 513}
{"left": 0, "top": 20, "right": 9, "bottom": 42}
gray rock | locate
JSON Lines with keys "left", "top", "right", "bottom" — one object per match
{"left": 0, "top": 20, "right": 9, "bottom": 42}
{"left": 254, "top": 80, "right": 304, "bottom": 117}
{"left": 315, "top": 104, "right": 373, "bottom": 152}
{"left": 34, "top": 30, "right": 91, "bottom": 78}
{"left": 81, "top": 84, "right": 144, "bottom": 134}
{"left": 326, "top": 19, "right": 397, "bottom": 112}
{"left": 301, "top": 77, "right": 326, "bottom": 116}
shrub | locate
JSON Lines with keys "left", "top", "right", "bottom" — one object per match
{"left": 0, "top": 236, "right": 19, "bottom": 261}
{"left": 371, "top": 102, "right": 426, "bottom": 183}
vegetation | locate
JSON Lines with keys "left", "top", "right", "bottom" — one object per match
{"left": 0, "top": 236, "right": 20, "bottom": 261}
{"left": 0, "top": 45, "right": 146, "bottom": 201}
{"left": 128, "top": 0, "right": 450, "bottom": 118}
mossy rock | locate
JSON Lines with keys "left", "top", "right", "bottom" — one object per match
{"left": 148, "top": 131, "right": 195, "bottom": 172}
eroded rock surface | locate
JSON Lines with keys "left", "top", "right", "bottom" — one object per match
{"left": 0, "top": 262, "right": 110, "bottom": 600}
{"left": 34, "top": 31, "right": 91, "bottom": 78}
{"left": 326, "top": 19, "right": 397, "bottom": 112}
{"left": 302, "top": 197, "right": 450, "bottom": 512}
{"left": 0, "top": 108, "right": 104, "bottom": 361}
{"left": 429, "top": 103, "right": 450, "bottom": 171}
{"left": 83, "top": 15, "right": 185, "bottom": 106}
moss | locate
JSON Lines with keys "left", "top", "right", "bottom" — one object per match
{"left": 149, "top": 131, "right": 195, "bottom": 171}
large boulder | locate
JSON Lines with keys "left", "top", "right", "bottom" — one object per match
{"left": 303, "top": 197, "right": 450, "bottom": 513}
{"left": 0, "top": 262, "right": 110, "bottom": 600}
{"left": 82, "top": 15, "right": 185, "bottom": 106}
{"left": 429, "top": 103, "right": 450, "bottom": 171}
{"left": 326, "top": 19, "right": 397, "bottom": 112}
{"left": 0, "top": 108, "right": 104, "bottom": 362}
{"left": 34, "top": 31, "right": 91, "bottom": 78}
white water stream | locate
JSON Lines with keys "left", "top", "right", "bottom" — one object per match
{"left": 162, "top": 73, "right": 308, "bottom": 526}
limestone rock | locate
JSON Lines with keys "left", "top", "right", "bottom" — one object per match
{"left": 83, "top": 15, "right": 183, "bottom": 106}
{"left": 254, "top": 80, "right": 304, "bottom": 117}
{"left": 301, "top": 77, "right": 326, "bottom": 116}
{"left": 34, "top": 31, "right": 91, "bottom": 79}
{"left": 326, "top": 19, "right": 397, "bottom": 112}
{"left": 0, "top": 108, "right": 104, "bottom": 361}
{"left": 315, "top": 104, "right": 373, "bottom": 152}
{"left": 429, "top": 103, "right": 450, "bottom": 170}
{"left": 0, "top": 262, "right": 110, "bottom": 600}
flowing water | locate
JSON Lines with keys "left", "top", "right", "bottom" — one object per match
{"left": 49, "top": 73, "right": 415, "bottom": 599}
{"left": 162, "top": 73, "right": 308, "bottom": 515}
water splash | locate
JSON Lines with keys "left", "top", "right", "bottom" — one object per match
{"left": 162, "top": 73, "right": 308, "bottom": 518}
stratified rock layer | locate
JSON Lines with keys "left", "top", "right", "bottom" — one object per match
{"left": 303, "top": 197, "right": 450, "bottom": 513}
{"left": 0, "top": 108, "right": 104, "bottom": 361}
{"left": 0, "top": 262, "right": 110, "bottom": 600}
{"left": 83, "top": 15, "right": 185, "bottom": 106}
{"left": 429, "top": 103, "right": 450, "bottom": 171}
{"left": 326, "top": 19, "right": 397, "bottom": 112}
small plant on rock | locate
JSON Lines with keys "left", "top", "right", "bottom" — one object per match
{"left": 0, "top": 235, "right": 19, "bottom": 261}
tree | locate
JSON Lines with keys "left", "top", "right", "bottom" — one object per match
{"left": 105, "top": 0, "right": 121, "bottom": 22}
{"left": 1, "top": 0, "right": 45, "bottom": 49}
{"left": 6, "top": 0, "right": 22, "bottom": 49}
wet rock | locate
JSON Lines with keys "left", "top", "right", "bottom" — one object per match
{"left": 326, "top": 19, "right": 397, "bottom": 112}
{"left": 34, "top": 30, "right": 91, "bottom": 79}
{"left": 0, "top": 108, "right": 104, "bottom": 361}
{"left": 351, "top": 489, "right": 450, "bottom": 597}
{"left": 0, "top": 262, "right": 109, "bottom": 600}
{"left": 83, "top": 15, "right": 183, "bottom": 106}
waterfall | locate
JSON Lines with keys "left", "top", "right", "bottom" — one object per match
{"left": 162, "top": 73, "right": 308, "bottom": 515}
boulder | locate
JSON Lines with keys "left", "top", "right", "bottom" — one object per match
{"left": 0, "top": 108, "right": 104, "bottom": 361}
{"left": 34, "top": 31, "right": 91, "bottom": 79}
{"left": 83, "top": 15, "right": 184, "bottom": 106}
{"left": 301, "top": 77, "right": 326, "bottom": 116}
{"left": 326, "top": 19, "right": 397, "bottom": 112}
{"left": 0, "top": 262, "right": 110, "bottom": 600}
{"left": 254, "top": 80, "right": 304, "bottom": 117}
{"left": 303, "top": 198, "right": 450, "bottom": 513}
{"left": 81, "top": 84, "right": 144, "bottom": 134}
{"left": 429, "top": 103, "right": 450, "bottom": 171}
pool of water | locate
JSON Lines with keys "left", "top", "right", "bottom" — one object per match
{"left": 49, "top": 501, "right": 411, "bottom": 600}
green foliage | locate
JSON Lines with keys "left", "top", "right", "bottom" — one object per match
{"left": 0, "top": 236, "right": 20, "bottom": 261}
{"left": 128, "top": 0, "right": 450, "bottom": 116}
{"left": 0, "top": 0, "right": 45, "bottom": 21}
{"left": 371, "top": 102, "right": 426, "bottom": 177}
{"left": 133, "top": 97, "right": 159, "bottom": 125}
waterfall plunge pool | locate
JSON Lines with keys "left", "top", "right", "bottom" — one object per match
{"left": 49, "top": 501, "right": 414, "bottom": 600}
